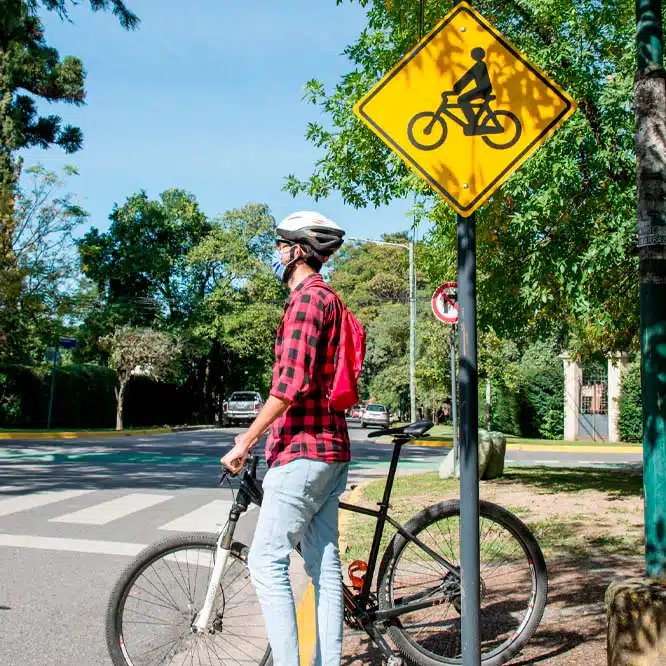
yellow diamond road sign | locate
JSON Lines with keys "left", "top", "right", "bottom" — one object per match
{"left": 353, "top": 2, "right": 577, "bottom": 217}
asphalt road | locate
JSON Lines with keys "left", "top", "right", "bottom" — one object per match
{"left": 0, "top": 424, "right": 642, "bottom": 665}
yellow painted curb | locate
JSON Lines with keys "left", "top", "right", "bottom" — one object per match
{"left": 297, "top": 582, "right": 317, "bottom": 666}
{"left": 505, "top": 444, "right": 642, "bottom": 454}
{"left": 374, "top": 436, "right": 641, "bottom": 455}
{"left": 0, "top": 428, "right": 173, "bottom": 440}
{"left": 294, "top": 481, "right": 370, "bottom": 666}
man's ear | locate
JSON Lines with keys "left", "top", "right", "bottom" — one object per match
{"left": 321, "top": 255, "right": 330, "bottom": 264}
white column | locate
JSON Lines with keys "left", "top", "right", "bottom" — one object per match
{"left": 607, "top": 353, "right": 631, "bottom": 443}
{"left": 559, "top": 352, "right": 582, "bottom": 441}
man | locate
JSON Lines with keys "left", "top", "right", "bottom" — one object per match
{"left": 221, "top": 211, "right": 350, "bottom": 666}
{"left": 452, "top": 46, "right": 493, "bottom": 135}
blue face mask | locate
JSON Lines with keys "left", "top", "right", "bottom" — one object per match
{"left": 272, "top": 246, "right": 296, "bottom": 282}
{"left": 271, "top": 251, "right": 287, "bottom": 282}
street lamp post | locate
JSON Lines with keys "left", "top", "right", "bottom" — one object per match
{"left": 349, "top": 235, "right": 417, "bottom": 421}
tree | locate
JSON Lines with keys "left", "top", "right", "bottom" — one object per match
{"left": 187, "top": 204, "right": 284, "bottom": 412}
{"left": 0, "top": 0, "right": 138, "bottom": 276}
{"left": 328, "top": 233, "right": 411, "bottom": 319}
{"left": 287, "top": 0, "right": 641, "bottom": 355}
{"left": 101, "top": 326, "right": 180, "bottom": 430}
{"left": 0, "top": 164, "right": 87, "bottom": 363}
{"left": 78, "top": 189, "right": 211, "bottom": 326}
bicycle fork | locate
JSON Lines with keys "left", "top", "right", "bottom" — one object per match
{"left": 193, "top": 461, "right": 261, "bottom": 633}
{"left": 192, "top": 510, "right": 240, "bottom": 632}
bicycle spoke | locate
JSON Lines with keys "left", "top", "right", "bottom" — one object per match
{"left": 127, "top": 593, "right": 182, "bottom": 614}
{"left": 114, "top": 540, "right": 269, "bottom": 666}
{"left": 383, "top": 506, "right": 543, "bottom": 664}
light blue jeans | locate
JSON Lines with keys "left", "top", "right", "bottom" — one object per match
{"left": 248, "top": 458, "right": 349, "bottom": 666}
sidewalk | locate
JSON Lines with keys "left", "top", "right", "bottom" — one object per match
{"left": 0, "top": 424, "right": 218, "bottom": 440}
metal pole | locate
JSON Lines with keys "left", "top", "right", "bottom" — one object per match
{"left": 636, "top": 0, "right": 666, "bottom": 580}
{"left": 457, "top": 211, "right": 480, "bottom": 664}
{"left": 409, "top": 235, "right": 417, "bottom": 421}
{"left": 47, "top": 340, "right": 58, "bottom": 429}
{"left": 450, "top": 324, "right": 459, "bottom": 466}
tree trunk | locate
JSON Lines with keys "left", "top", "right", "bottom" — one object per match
{"left": 636, "top": 0, "right": 666, "bottom": 580}
{"left": 115, "top": 381, "right": 127, "bottom": 431}
{"left": 485, "top": 378, "right": 492, "bottom": 431}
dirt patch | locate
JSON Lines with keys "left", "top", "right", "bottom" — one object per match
{"left": 338, "top": 468, "right": 645, "bottom": 664}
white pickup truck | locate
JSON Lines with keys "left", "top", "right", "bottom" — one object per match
{"left": 222, "top": 391, "right": 264, "bottom": 426}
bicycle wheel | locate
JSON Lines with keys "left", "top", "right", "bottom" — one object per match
{"left": 482, "top": 111, "right": 521, "bottom": 150}
{"left": 407, "top": 112, "right": 448, "bottom": 151}
{"left": 377, "top": 500, "right": 547, "bottom": 666}
{"left": 106, "top": 533, "right": 272, "bottom": 666}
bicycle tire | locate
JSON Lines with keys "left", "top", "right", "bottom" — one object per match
{"left": 377, "top": 500, "right": 547, "bottom": 666}
{"left": 106, "top": 532, "right": 272, "bottom": 666}
{"left": 481, "top": 111, "right": 521, "bottom": 150}
{"left": 407, "top": 112, "right": 448, "bottom": 151}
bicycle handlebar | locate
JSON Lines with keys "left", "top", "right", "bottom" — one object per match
{"left": 219, "top": 453, "right": 260, "bottom": 485}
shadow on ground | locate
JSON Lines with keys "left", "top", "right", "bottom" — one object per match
{"left": 341, "top": 554, "right": 641, "bottom": 665}
{"left": 494, "top": 466, "right": 643, "bottom": 498}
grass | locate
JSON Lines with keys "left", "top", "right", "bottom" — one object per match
{"left": 388, "top": 422, "right": 641, "bottom": 447}
{"left": 340, "top": 466, "right": 644, "bottom": 565}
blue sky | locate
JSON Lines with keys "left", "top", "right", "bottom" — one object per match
{"left": 23, "top": 0, "right": 422, "bottom": 242}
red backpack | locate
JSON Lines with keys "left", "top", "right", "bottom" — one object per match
{"left": 319, "top": 284, "right": 366, "bottom": 412}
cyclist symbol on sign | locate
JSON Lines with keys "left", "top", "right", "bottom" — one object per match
{"left": 408, "top": 47, "right": 522, "bottom": 151}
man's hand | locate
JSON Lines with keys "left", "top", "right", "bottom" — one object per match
{"left": 220, "top": 396, "right": 291, "bottom": 474}
{"left": 220, "top": 434, "right": 253, "bottom": 474}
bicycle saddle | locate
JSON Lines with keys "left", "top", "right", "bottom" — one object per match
{"left": 367, "top": 420, "right": 434, "bottom": 439}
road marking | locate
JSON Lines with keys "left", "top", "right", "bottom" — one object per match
{"left": 0, "top": 490, "right": 93, "bottom": 517}
{"left": 50, "top": 493, "right": 173, "bottom": 525}
{"left": 0, "top": 533, "right": 145, "bottom": 556}
{"left": 158, "top": 500, "right": 253, "bottom": 532}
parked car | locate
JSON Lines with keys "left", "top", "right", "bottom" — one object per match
{"left": 222, "top": 391, "right": 263, "bottom": 426}
{"left": 361, "top": 403, "right": 391, "bottom": 429}
{"left": 347, "top": 404, "right": 362, "bottom": 420}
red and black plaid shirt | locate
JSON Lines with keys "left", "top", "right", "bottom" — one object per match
{"left": 266, "top": 274, "right": 351, "bottom": 468}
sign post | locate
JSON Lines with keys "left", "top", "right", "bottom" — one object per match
{"left": 450, "top": 325, "right": 458, "bottom": 466}
{"left": 46, "top": 336, "right": 77, "bottom": 429}
{"left": 431, "top": 281, "right": 460, "bottom": 464}
{"left": 353, "top": 2, "right": 577, "bottom": 662}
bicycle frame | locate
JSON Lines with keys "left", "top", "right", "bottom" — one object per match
{"left": 339, "top": 437, "right": 459, "bottom": 620}
{"left": 195, "top": 437, "right": 460, "bottom": 644}
{"left": 431, "top": 93, "right": 500, "bottom": 134}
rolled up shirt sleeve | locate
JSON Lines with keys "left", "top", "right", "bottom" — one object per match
{"left": 270, "top": 292, "right": 325, "bottom": 404}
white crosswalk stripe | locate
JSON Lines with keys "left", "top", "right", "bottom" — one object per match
{"left": 0, "top": 489, "right": 93, "bottom": 517}
{"left": 0, "top": 533, "right": 145, "bottom": 556}
{"left": 159, "top": 500, "right": 254, "bottom": 532}
{"left": 50, "top": 493, "right": 173, "bottom": 525}
{"left": 0, "top": 489, "right": 258, "bottom": 555}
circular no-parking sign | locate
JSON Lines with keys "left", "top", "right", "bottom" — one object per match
{"left": 431, "top": 282, "right": 458, "bottom": 324}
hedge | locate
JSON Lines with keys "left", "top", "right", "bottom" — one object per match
{"left": 618, "top": 362, "right": 642, "bottom": 443}
{"left": 0, "top": 364, "right": 190, "bottom": 429}
{"left": 477, "top": 365, "right": 564, "bottom": 439}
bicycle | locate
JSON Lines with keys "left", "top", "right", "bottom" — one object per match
{"left": 106, "top": 421, "right": 547, "bottom": 666}
{"left": 407, "top": 92, "right": 522, "bottom": 152}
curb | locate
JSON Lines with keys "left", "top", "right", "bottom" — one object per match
{"left": 0, "top": 425, "right": 218, "bottom": 440}
{"left": 374, "top": 436, "right": 642, "bottom": 455}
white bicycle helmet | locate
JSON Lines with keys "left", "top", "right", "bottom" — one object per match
{"left": 276, "top": 211, "right": 345, "bottom": 257}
